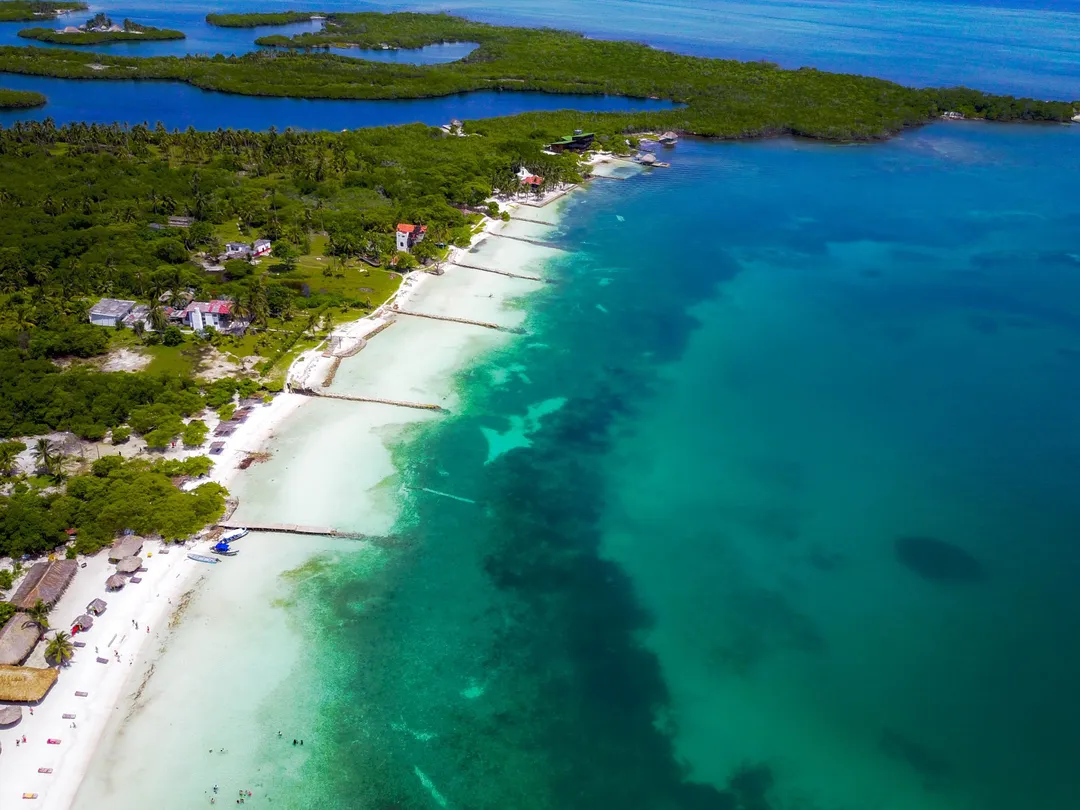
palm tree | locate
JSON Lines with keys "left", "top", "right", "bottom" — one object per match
{"left": 148, "top": 302, "right": 169, "bottom": 333}
{"left": 33, "top": 438, "right": 54, "bottom": 473}
{"left": 0, "top": 443, "right": 19, "bottom": 477}
{"left": 24, "top": 599, "right": 51, "bottom": 633}
{"left": 46, "top": 630, "right": 75, "bottom": 667}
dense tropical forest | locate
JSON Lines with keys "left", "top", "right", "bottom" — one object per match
{"left": 0, "top": 453, "right": 226, "bottom": 560}
{"left": 0, "top": 86, "right": 45, "bottom": 107}
{"left": 0, "top": 0, "right": 86, "bottom": 22}
{"left": 0, "top": 117, "right": 587, "bottom": 435}
{"left": 0, "top": 12, "right": 1073, "bottom": 140}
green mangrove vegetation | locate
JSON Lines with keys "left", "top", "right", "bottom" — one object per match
{"left": 19, "top": 13, "right": 185, "bottom": 45}
{"left": 205, "top": 11, "right": 318, "bottom": 28}
{"left": 0, "top": 12, "right": 1075, "bottom": 140}
{"left": 0, "top": 0, "right": 86, "bottom": 23}
{"left": 0, "top": 86, "right": 45, "bottom": 108}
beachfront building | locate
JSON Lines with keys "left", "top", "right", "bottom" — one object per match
{"left": 396, "top": 223, "right": 428, "bottom": 252}
{"left": 88, "top": 298, "right": 136, "bottom": 327}
{"left": 0, "top": 665, "right": 58, "bottom": 704}
{"left": 8, "top": 560, "right": 78, "bottom": 611}
{"left": 522, "top": 175, "right": 545, "bottom": 194}
{"left": 546, "top": 130, "right": 595, "bottom": 153}
{"left": 0, "top": 614, "right": 40, "bottom": 666}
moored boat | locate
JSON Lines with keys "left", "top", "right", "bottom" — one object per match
{"left": 187, "top": 553, "right": 219, "bottom": 564}
{"left": 220, "top": 528, "right": 249, "bottom": 542}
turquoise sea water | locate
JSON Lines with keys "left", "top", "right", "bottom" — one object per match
{"left": 260, "top": 122, "right": 1080, "bottom": 809}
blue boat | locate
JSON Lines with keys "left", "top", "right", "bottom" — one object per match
{"left": 187, "top": 554, "right": 219, "bottom": 565}
{"left": 212, "top": 541, "right": 239, "bottom": 557}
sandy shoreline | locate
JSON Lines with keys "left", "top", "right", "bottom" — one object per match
{"left": 1, "top": 191, "right": 578, "bottom": 809}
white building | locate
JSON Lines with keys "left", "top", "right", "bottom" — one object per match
{"left": 252, "top": 238, "right": 272, "bottom": 257}
{"left": 182, "top": 300, "right": 233, "bottom": 331}
{"left": 88, "top": 298, "right": 136, "bottom": 327}
{"left": 396, "top": 223, "right": 427, "bottom": 252}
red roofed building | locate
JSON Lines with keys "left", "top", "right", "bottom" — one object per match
{"left": 182, "top": 299, "right": 233, "bottom": 331}
{"left": 396, "top": 223, "right": 428, "bottom": 253}
{"left": 522, "top": 175, "right": 545, "bottom": 195}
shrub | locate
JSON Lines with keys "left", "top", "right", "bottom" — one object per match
{"left": 162, "top": 325, "right": 184, "bottom": 346}
{"left": 110, "top": 426, "right": 131, "bottom": 444}
{"left": 0, "top": 569, "right": 13, "bottom": 591}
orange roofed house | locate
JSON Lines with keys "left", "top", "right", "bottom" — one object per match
{"left": 396, "top": 223, "right": 427, "bottom": 253}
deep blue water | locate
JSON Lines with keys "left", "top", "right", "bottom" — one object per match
{"left": 0, "top": 74, "right": 675, "bottom": 129}
{"left": 3, "top": 0, "right": 1076, "bottom": 97}
{"left": 0, "top": 11, "right": 478, "bottom": 63}
{"left": 1, "top": 0, "right": 1078, "bottom": 129}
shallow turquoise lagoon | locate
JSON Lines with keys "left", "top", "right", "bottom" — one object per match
{"left": 272, "top": 121, "right": 1080, "bottom": 809}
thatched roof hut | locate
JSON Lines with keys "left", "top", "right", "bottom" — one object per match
{"left": 0, "top": 616, "right": 41, "bottom": 666}
{"left": 86, "top": 598, "right": 107, "bottom": 616}
{"left": 0, "top": 666, "right": 58, "bottom": 703}
{"left": 108, "top": 536, "right": 144, "bottom": 564}
{"left": 115, "top": 556, "right": 142, "bottom": 574}
{"left": 105, "top": 574, "right": 126, "bottom": 591}
{"left": 9, "top": 560, "right": 78, "bottom": 610}
{"left": 72, "top": 615, "right": 94, "bottom": 632}
{"left": 0, "top": 704, "right": 22, "bottom": 726}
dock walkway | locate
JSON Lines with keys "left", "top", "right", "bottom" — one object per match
{"left": 396, "top": 309, "right": 524, "bottom": 334}
{"left": 217, "top": 521, "right": 365, "bottom": 539}
{"left": 509, "top": 216, "right": 558, "bottom": 226}
{"left": 488, "top": 233, "right": 568, "bottom": 251}
{"left": 452, "top": 262, "right": 549, "bottom": 283}
{"left": 295, "top": 386, "right": 445, "bottom": 411}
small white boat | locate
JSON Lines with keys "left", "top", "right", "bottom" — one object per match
{"left": 187, "top": 553, "right": 219, "bottom": 565}
{"left": 220, "top": 528, "right": 249, "bottom": 543}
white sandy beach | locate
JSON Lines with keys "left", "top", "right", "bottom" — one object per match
{"left": 1, "top": 203, "right": 568, "bottom": 810}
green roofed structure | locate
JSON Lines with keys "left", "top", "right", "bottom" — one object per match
{"left": 547, "top": 131, "right": 595, "bottom": 153}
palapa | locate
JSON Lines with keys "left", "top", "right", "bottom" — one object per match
{"left": 108, "top": 536, "right": 144, "bottom": 564}
{"left": 115, "top": 556, "right": 142, "bottom": 574}
{"left": 0, "top": 704, "right": 23, "bottom": 726}
{"left": 0, "top": 665, "right": 58, "bottom": 703}
{"left": 9, "top": 560, "right": 78, "bottom": 610}
{"left": 0, "top": 615, "right": 42, "bottom": 666}
{"left": 72, "top": 614, "right": 94, "bottom": 632}
{"left": 86, "top": 598, "right": 107, "bottom": 616}
{"left": 105, "top": 574, "right": 126, "bottom": 591}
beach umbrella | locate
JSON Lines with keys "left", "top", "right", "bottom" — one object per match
{"left": 0, "top": 704, "right": 22, "bottom": 726}
{"left": 106, "top": 574, "right": 126, "bottom": 591}
{"left": 115, "top": 556, "right": 142, "bottom": 574}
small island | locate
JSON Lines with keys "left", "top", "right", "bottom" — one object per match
{"left": 19, "top": 12, "right": 184, "bottom": 45}
{"left": 205, "top": 11, "right": 320, "bottom": 28}
{"left": 0, "top": 0, "right": 86, "bottom": 22}
{"left": 0, "top": 86, "right": 46, "bottom": 108}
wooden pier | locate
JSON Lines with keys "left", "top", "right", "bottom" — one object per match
{"left": 396, "top": 309, "right": 524, "bottom": 333}
{"left": 295, "top": 386, "right": 445, "bottom": 411}
{"left": 509, "top": 216, "right": 558, "bottom": 226}
{"left": 488, "top": 233, "right": 568, "bottom": 251}
{"left": 452, "top": 261, "right": 549, "bottom": 283}
{"left": 217, "top": 521, "right": 365, "bottom": 539}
